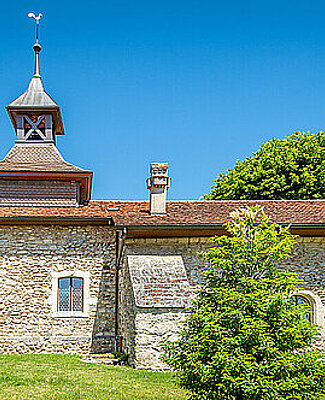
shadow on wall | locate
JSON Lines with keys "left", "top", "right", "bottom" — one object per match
{"left": 90, "top": 266, "right": 116, "bottom": 354}
{"left": 119, "top": 253, "right": 136, "bottom": 363}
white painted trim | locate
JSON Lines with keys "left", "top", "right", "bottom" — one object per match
{"left": 50, "top": 270, "right": 90, "bottom": 318}
{"left": 294, "top": 289, "right": 325, "bottom": 334}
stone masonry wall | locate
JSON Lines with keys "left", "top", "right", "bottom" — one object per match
{"left": 122, "top": 236, "right": 325, "bottom": 370}
{"left": 282, "top": 237, "right": 325, "bottom": 306}
{"left": 0, "top": 225, "right": 116, "bottom": 354}
{"left": 280, "top": 236, "right": 325, "bottom": 347}
{"left": 1, "top": 228, "right": 324, "bottom": 367}
{"left": 121, "top": 237, "right": 213, "bottom": 369}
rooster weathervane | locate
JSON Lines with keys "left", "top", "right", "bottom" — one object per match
{"left": 28, "top": 12, "right": 43, "bottom": 43}
{"left": 27, "top": 12, "right": 43, "bottom": 76}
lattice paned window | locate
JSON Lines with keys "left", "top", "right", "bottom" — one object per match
{"left": 58, "top": 277, "right": 84, "bottom": 312}
{"left": 293, "top": 294, "right": 313, "bottom": 322}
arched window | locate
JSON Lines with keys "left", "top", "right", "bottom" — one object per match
{"left": 58, "top": 277, "right": 84, "bottom": 312}
{"left": 293, "top": 294, "right": 313, "bottom": 323}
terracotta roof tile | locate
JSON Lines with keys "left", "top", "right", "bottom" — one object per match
{"left": 106, "top": 200, "right": 325, "bottom": 226}
{"left": 0, "top": 199, "right": 323, "bottom": 226}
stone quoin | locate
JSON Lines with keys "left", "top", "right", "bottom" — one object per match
{"left": 0, "top": 15, "right": 325, "bottom": 370}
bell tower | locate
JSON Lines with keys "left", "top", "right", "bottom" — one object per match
{"left": 0, "top": 13, "right": 92, "bottom": 206}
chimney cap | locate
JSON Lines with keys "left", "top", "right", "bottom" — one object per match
{"left": 150, "top": 162, "right": 168, "bottom": 172}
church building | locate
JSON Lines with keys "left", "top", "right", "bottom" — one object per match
{"left": 0, "top": 19, "right": 325, "bottom": 370}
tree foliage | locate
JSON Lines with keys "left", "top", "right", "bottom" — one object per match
{"left": 203, "top": 131, "right": 325, "bottom": 200}
{"left": 163, "top": 207, "right": 325, "bottom": 400}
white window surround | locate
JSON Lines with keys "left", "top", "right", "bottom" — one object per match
{"left": 50, "top": 270, "right": 90, "bottom": 318}
{"left": 294, "top": 290, "right": 325, "bottom": 333}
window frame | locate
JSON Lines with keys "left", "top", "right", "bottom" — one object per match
{"left": 57, "top": 276, "right": 84, "bottom": 313}
{"left": 292, "top": 294, "right": 313, "bottom": 323}
{"left": 51, "top": 270, "right": 90, "bottom": 318}
{"left": 292, "top": 290, "right": 325, "bottom": 333}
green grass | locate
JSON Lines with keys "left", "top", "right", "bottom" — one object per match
{"left": 0, "top": 354, "right": 188, "bottom": 400}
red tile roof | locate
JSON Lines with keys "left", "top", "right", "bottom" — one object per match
{"left": 0, "top": 200, "right": 323, "bottom": 226}
{"left": 106, "top": 200, "right": 325, "bottom": 226}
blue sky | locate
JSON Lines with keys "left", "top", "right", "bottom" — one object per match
{"left": 0, "top": 1, "right": 324, "bottom": 200}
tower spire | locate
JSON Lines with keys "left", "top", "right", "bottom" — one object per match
{"left": 7, "top": 11, "right": 65, "bottom": 139}
{"left": 28, "top": 12, "right": 43, "bottom": 77}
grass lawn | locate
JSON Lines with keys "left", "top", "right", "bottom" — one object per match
{"left": 0, "top": 354, "right": 188, "bottom": 400}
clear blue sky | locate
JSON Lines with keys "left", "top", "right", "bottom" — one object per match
{"left": 0, "top": 1, "right": 324, "bottom": 200}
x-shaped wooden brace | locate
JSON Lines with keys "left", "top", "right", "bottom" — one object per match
{"left": 24, "top": 115, "right": 46, "bottom": 139}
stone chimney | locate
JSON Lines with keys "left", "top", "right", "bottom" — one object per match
{"left": 147, "top": 163, "right": 170, "bottom": 215}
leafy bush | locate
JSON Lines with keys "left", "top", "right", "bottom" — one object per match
{"left": 163, "top": 206, "right": 325, "bottom": 400}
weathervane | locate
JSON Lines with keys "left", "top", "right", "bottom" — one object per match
{"left": 28, "top": 12, "right": 43, "bottom": 44}
{"left": 28, "top": 12, "right": 43, "bottom": 76}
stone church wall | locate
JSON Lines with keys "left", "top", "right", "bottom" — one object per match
{"left": 280, "top": 236, "right": 325, "bottom": 344}
{"left": 0, "top": 225, "right": 116, "bottom": 354}
{"left": 283, "top": 237, "right": 325, "bottom": 307}
{"left": 1, "top": 227, "right": 325, "bottom": 368}
{"left": 122, "top": 236, "right": 325, "bottom": 370}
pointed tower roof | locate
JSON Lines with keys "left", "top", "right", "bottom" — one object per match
{"left": 6, "top": 31, "right": 64, "bottom": 135}
{"left": 8, "top": 75, "right": 58, "bottom": 108}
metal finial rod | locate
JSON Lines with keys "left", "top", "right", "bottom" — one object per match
{"left": 28, "top": 13, "right": 43, "bottom": 76}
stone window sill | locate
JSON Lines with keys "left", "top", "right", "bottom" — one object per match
{"left": 52, "top": 312, "right": 89, "bottom": 319}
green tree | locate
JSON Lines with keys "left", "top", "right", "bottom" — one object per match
{"left": 163, "top": 207, "right": 325, "bottom": 400}
{"left": 203, "top": 131, "right": 325, "bottom": 200}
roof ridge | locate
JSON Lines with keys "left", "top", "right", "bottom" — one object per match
{"left": 89, "top": 199, "right": 325, "bottom": 204}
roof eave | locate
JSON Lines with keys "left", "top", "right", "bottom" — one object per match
{"left": 0, "top": 215, "right": 113, "bottom": 226}
{"left": 116, "top": 223, "right": 325, "bottom": 238}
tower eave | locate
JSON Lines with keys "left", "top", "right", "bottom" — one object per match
{"left": 6, "top": 105, "right": 65, "bottom": 135}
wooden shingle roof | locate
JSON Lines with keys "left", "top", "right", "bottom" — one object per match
{"left": 0, "top": 143, "right": 87, "bottom": 173}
